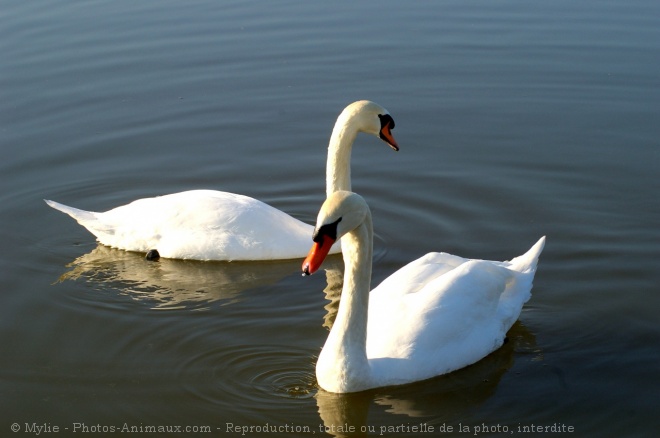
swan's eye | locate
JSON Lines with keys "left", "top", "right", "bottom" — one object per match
{"left": 313, "top": 218, "right": 342, "bottom": 244}
{"left": 379, "top": 114, "right": 395, "bottom": 130}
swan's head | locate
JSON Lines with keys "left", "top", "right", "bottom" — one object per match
{"left": 302, "top": 191, "right": 369, "bottom": 276}
{"left": 340, "top": 100, "right": 399, "bottom": 151}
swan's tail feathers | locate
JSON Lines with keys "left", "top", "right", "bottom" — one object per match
{"left": 507, "top": 236, "right": 546, "bottom": 274}
{"left": 496, "top": 236, "right": 546, "bottom": 324}
{"left": 45, "top": 199, "right": 99, "bottom": 223}
{"left": 44, "top": 199, "right": 104, "bottom": 237}
{"left": 45, "top": 200, "right": 118, "bottom": 246}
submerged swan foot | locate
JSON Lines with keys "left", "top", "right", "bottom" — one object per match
{"left": 145, "top": 249, "right": 160, "bottom": 261}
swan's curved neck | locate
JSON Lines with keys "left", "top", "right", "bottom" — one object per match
{"left": 326, "top": 114, "right": 360, "bottom": 197}
{"left": 318, "top": 210, "right": 373, "bottom": 390}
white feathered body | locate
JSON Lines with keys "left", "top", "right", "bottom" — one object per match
{"left": 45, "top": 100, "right": 397, "bottom": 261}
{"left": 46, "top": 190, "right": 338, "bottom": 261}
{"left": 367, "top": 240, "right": 541, "bottom": 387}
{"left": 316, "top": 230, "right": 545, "bottom": 393}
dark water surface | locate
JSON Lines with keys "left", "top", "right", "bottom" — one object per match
{"left": 2, "top": 1, "right": 659, "bottom": 436}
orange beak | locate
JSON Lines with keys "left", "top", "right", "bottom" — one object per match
{"left": 379, "top": 120, "right": 399, "bottom": 151}
{"left": 302, "top": 235, "right": 335, "bottom": 276}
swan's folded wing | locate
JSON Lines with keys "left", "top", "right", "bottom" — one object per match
{"left": 367, "top": 259, "right": 513, "bottom": 362}
{"left": 370, "top": 252, "right": 469, "bottom": 299}
{"left": 366, "top": 241, "right": 545, "bottom": 383}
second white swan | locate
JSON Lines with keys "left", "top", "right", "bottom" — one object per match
{"left": 45, "top": 100, "right": 398, "bottom": 261}
{"left": 302, "top": 191, "right": 545, "bottom": 393}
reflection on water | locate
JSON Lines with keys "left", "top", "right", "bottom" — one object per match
{"left": 313, "top": 253, "right": 541, "bottom": 436}
{"left": 54, "top": 236, "right": 390, "bottom": 313}
{"left": 56, "top": 245, "right": 303, "bottom": 310}
{"left": 315, "top": 321, "right": 540, "bottom": 437}
{"left": 3, "top": 0, "right": 658, "bottom": 432}
{"left": 320, "top": 261, "right": 345, "bottom": 330}
{"left": 62, "top": 239, "right": 543, "bottom": 435}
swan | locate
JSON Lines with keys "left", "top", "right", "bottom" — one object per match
{"left": 302, "top": 191, "right": 545, "bottom": 393}
{"left": 45, "top": 100, "right": 398, "bottom": 261}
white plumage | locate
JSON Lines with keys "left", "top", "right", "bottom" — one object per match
{"left": 302, "top": 191, "right": 545, "bottom": 393}
{"left": 46, "top": 101, "right": 398, "bottom": 261}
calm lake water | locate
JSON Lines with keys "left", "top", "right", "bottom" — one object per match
{"left": 2, "top": 0, "right": 659, "bottom": 436}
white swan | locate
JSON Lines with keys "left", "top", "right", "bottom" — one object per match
{"left": 302, "top": 191, "right": 545, "bottom": 393}
{"left": 45, "top": 101, "right": 398, "bottom": 261}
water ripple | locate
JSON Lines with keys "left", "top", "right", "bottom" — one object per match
{"left": 180, "top": 344, "right": 318, "bottom": 408}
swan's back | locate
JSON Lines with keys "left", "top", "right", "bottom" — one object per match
{"left": 46, "top": 190, "right": 319, "bottom": 260}
{"left": 366, "top": 237, "right": 545, "bottom": 387}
